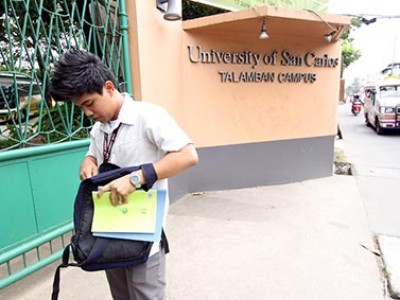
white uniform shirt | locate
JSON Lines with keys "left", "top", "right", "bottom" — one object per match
{"left": 86, "top": 93, "right": 192, "bottom": 255}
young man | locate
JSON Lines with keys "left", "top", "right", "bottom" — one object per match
{"left": 49, "top": 48, "right": 198, "bottom": 299}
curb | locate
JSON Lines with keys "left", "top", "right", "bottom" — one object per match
{"left": 333, "top": 138, "right": 352, "bottom": 175}
{"left": 377, "top": 234, "right": 400, "bottom": 299}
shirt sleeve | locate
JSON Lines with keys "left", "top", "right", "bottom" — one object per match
{"left": 142, "top": 105, "right": 192, "bottom": 153}
{"left": 85, "top": 123, "right": 102, "bottom": 163}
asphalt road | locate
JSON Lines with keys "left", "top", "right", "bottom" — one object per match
{"left": 337, "top": 101, "right": 400, "bottom": 236}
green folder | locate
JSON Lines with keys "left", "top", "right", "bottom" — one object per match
{"left": 91, "top": 190, "right": 157, "bottom": 233}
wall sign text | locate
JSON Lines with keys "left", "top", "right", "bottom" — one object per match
{"left": 187, "top": 45, "right": 339, "bottom": 84}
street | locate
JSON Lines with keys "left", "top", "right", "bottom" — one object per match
{"left": 338, "top": 101, "right": 400, "bottom": 299}
{"left": 338, "top": 101, "right": 400, "bottom": 236}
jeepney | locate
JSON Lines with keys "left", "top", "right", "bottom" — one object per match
{"left": 363, "top": 79, "right": 400, "bottom": 134}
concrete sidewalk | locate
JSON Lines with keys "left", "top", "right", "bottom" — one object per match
{"left": 0, "top": 175, "right": 385, "bottom": 299}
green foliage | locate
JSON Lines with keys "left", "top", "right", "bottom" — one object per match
{"left": 32, "top": 104, "right": 92, "bottom": 144}
{"left": 340, "top": 17, "right": 363, "bottom": 73}
{"left": 341, "top": 38, "right": 361, "bottom": 71}
{"left": 341, "top": 17, "right": 362, "bottom": 41}
{"left": 182, "top": 0, "right": 329, "bottom": 12}
{"left": 182, "top": 0, "right": 227, "bottom": 20}
{"left": 0, "top": 122, "right": 32, "bottom": 149}
{"left": 0, "top": 0, "right": 123, "bottom": 152}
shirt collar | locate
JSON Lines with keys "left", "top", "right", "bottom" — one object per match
{"left": 118, "top": 93, "right": 136, "bottom": 125}
{"left": 100, "top": 93, "right": 136, "bottom": 133}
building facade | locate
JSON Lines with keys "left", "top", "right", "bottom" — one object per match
{"left": 126, "top": 2, "right": 349, "bottom": 199}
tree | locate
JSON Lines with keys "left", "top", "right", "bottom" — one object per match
{"left": 0, "top": 0, "right": 121, "bottom": 150}
{"left": 182, "top": 0, "right": 226, "bottom": 20}
{"left": 340, "top": 18, "right": 362, "bottom": 74}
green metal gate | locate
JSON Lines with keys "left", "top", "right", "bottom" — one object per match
{"left": 0, "top": 0, "right": 131, "bottom": 151}
{"left": 0, "top": 0, "right": 131, "bottom": 289}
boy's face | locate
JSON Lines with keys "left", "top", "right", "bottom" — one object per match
{"left": 73, "top": 81, "right": 120, "bottom": 123}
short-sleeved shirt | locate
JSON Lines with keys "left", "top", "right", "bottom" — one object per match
{"left": 86, "top": 93, "right": 192, "bottom": 255}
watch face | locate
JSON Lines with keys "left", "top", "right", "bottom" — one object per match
{"left": 130, "top": 173, "right": 141, "bottom": 187}
{"left": 131, "top": 174, "right": 140, "bottom": 184}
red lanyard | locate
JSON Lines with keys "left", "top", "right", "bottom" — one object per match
{"left": 103, "top": 123, "right": 122, "bottom": 163}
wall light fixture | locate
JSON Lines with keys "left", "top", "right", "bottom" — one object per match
{"left": 259, "top": 19, "right": 269, "bottom": 40}
{"left": 324, "top": 30, "right": 337, "bottom": 43}
{"left": 156, "top": 0, "right": 181, "bottom": 21}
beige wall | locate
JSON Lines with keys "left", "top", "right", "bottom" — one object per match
{"left": 181, "top": 36, "right": 342, "bottom": 147}
{"left": 126, "top": 1, "right": 184, "bottom": 119}
{"left": 126, "top": 2, "right": 349, "bottom": 148}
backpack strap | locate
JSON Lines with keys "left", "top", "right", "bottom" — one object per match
{"left": 91, "top": 166, "right": 140, "bottom": 184}
{"left": 52, "top": 233, "right": 169, "bottom": 300}
{"left": 160, "top": 229, "right": 169, "bottom": 254}
{"left": 51, "top": 245, "right": 78, "bottom": 300}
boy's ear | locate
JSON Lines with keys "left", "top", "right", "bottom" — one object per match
{"left": 104, "top": 80, "right": 116, "bottom": 91}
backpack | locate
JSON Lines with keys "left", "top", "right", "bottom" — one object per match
{"left": 51, "top": 165, "right": 169, "bottom": 300}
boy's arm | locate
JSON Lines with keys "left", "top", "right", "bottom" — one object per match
{"left": 98, "top": 144, "right": 198, "bottom": 205}
{"left": 153, "top": 143, "right": 198, "bottom": 180}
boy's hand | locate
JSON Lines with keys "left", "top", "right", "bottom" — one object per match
{"left": 97, "top": 173, "right": 142, "bottom": 206}
{"left": 79, "top": 156, "right": 98, "bottom": 180}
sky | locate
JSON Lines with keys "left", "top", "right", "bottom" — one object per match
{"left": 328, "top": 0, "right": 400, "bottom": 86}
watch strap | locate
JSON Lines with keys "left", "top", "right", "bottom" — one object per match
{"left": 140, "top": 163, "right": 158, "bottom": 191}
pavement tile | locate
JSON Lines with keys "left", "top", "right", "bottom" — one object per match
{"left": 0, "top": 176, "right": 385, "bottom": 300}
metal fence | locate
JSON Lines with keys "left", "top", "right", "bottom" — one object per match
{"left": 0, "top": 0, "right": 130, "bottom": 289}
{"left": 0, "top": 0, "right": 130, "bottom": 151}
{"left": 0, "top": 222, "right": 74, "bottom": 289}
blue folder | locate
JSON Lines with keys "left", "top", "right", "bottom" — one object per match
{"left": 92, "top": 189, "right": 166, "bottom": 242}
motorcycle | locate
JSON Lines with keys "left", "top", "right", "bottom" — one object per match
{"left": 351, "top": 96, "right": 363, "bottom": 116}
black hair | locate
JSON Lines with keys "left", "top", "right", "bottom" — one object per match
{"left": 49, "top": 49, "right": 118, "bottom": 101}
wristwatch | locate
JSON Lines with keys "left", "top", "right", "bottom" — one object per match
{"left": 130, "top": 172, "right": 142, "bottom": 189}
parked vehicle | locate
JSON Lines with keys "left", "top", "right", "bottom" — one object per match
{"left": 351, "top": 95, "right": 362, "bottom": 116}
{"left": 381, "top": 62, "right": 400, "bottom": 80}
{"left": 0, "top": 73, "right": 43, "bottom": 123}
{"left": 363, "top": 79, "right": 400, "bottom": 134}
